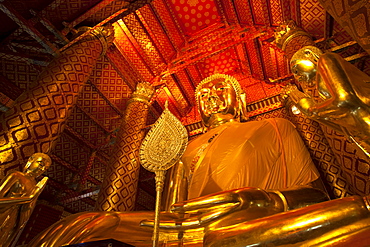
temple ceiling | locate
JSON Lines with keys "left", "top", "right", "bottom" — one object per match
{"left": 0, "top": 0, "right": 369, "bottom": 213}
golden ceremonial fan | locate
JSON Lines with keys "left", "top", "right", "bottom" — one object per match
{"left": 139, "top": 101, "right": 188, "bottom": 246}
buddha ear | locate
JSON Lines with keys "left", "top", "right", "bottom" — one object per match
{"left": 239, "top": 90, "right": 249, "bottom": 122}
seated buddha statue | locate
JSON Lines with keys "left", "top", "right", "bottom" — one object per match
{"left": 28, "top": 74, "right": 329, "bottom": 246}
{"left": 171, "top": 73, "right": 323, "bottom": 201}
{"left": 0, "top": 153, "right": 51, "bottom": 247}
{"left": 283, "top": 45, "right": 370, "bottom": 155}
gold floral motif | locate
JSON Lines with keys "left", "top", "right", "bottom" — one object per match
{"left": 139, "top": 102, "right": 188, "bottom": 172}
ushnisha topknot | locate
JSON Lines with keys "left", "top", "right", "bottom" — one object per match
{"left": 195, "top": 73, "right": 242, "bottom": 109}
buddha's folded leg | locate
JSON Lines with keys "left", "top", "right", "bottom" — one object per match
{"left": 28, "top": 211, "right": 156, "bottom": 247}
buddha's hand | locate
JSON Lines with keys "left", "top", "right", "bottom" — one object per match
{"left": 281, "top": 84, "right": 309, "bottom": 104}
{"left": 281, "top": 84, "right": 317, "bottom": 116}
{"left": 141, "top": 187, "right": 278, "bottom": 230}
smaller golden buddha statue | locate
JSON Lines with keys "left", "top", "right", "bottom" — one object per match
{"left": 0, "top": 153, "right": 51, "bottom": 247}
{"left": 283, "top": 45, "right": 370, "bottom": 155}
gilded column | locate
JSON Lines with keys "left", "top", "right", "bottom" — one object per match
{"left": 0, "top": 25, "right": 114, "bottom": 175}
{"left": 274, "top": 20, "right": 315, "bottom": 60}
{"left": 95, "top": 82, "right": 154, "bottom": 211}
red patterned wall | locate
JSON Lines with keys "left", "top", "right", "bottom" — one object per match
{"left": 300, "top": 0, "right": 326, "bottom": 39}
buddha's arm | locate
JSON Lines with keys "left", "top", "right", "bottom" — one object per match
{"left": 0, "top": 177, "right": 47, "bottom": 206}
{"left": 290, "top": 94, "right": 348, "bottom": 135}
{"left": 0, "top": 197, "right": 32, "bottom": 205}
{"left": 204, "top": 195, "right": 370, "bottom": 247}
{"left": 282, "top": 84, "right": 353, "bottom": 136}
{"left": 307, "top": 53, "right": 357, "bottom": 118}
{"left": 162, "top": 161, "right": 188, "bottom": 211}
{"left": 0, "top": 174, "right": 18, "bottom": 198}
{"left": 282, "top": 84, "right": 317, "bottom": 116}
{"left": 282, "top": 83, "right": 339, "bottom": 119}
{"left": 143, "top": 185, "right": 328, "bottom": 230}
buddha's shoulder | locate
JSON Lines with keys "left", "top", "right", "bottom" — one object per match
{"left": 267, "top": 118, "right": 294, "bottom": 126}
{"left": 234, "top": 119, "right": 296, "bottom": 135}
{"left": 6, "top": 170, "right": 24, "bottom": 177}
{"left": 239, "top": 118, "right": 294, "bottom": 128}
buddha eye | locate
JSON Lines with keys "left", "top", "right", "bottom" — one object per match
{"left": 200, "top": 89, "right": 210, "bottom": 97}
{"left": 200, "top": 92, "right": 208, "bottom": 98}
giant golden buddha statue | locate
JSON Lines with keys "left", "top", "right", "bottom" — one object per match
{"left": 28, "top": 74, "right": 329, "bottom": 246}
{"left": 171, "top": 73, "right": 323, "bottom": 200}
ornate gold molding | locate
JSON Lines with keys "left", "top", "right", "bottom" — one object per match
{"left": 274, "top": 20, "right": 312, "bottom": 51}
{"left": 129, "top": 82, "right": 155, "bottom": 104}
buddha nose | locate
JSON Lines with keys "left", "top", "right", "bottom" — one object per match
{"left": 209, "top": 89, "right": 219, "bottom": 98}
{"left": 208, "top": 95, "right": 218, "bottom": 103}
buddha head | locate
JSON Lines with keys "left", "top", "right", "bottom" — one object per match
{"left": 24, "top": 153, "right": 52, "bottom": 177}
{"left": 195, "top": 74, "right": 247, "bottom": 129}
{"left": 290, "top": 46, "right": 323, "bottom": 92}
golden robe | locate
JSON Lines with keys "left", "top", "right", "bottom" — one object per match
{"left": 182, "top": 118, "right": 319, "bottom": 199}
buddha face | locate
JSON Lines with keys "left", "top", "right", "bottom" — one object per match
{"left": 197, "top": 77, "right": 239, "bottom": 129}
{"left": 24, "top": 153, "right": 51, "bottom": 177}
{"left": 291, "top": 59, "right": 317, "bottom": 91}
{"left": 290, "top": 46, "right": 322, "bottom": 92}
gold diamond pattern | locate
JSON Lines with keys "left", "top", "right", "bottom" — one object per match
{"left": 0, "top": 33, "right": 106, "bottom": 177}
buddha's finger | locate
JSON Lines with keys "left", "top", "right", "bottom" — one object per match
{"left": 141, "top": 204, "right": 238, "bottom": 230}
{"left": 171, "top": 192, "right": 240, "bottom": 213}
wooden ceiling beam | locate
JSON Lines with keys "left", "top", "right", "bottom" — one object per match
{"left": 29, "top": 9, "right": 69, "bottom": 45}
{"left": 115, "top": 19, "right": 156, "bottom": 77}
{"left": 0, "top": 0, "right": 67, "bottom": 47}
{"left": 61, "top": 0, "right": 119, "bottom": 35}
{"left": 46, "top": 177, "right": 97, "bottom": 208}
{"left": 49, "top": 154, "right": 102, "bottom": 186}
{"left": 0, "top": 50, "right": 49, "bottom": 66}
{"left": 323, "top": 11, "right": 334, "bottom": 40}
{"left": 215, "top": 0, "right": 239, "bottom": 25}
{"left": 63, "top": 125, "right": 111, "bottom": 163}
{"left": 106, "top": 45, "right": 141, "bottom": 91}
{"left": 0, "top": 1, "right": 60, "bottom": 56}
{"left": 86, "top": 79, "right": 124, "bottom": 117}
{"left": 162, "top": 26, "right": 265, "bottom": 77}
{"left": 159, "top": 0, "right": 187, "bottom": 47}
{"left": 135, "top": 10, "right": 168, "bottom": 65}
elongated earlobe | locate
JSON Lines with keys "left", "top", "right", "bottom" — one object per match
{"left": 239, "top": 91, "right": 248, "bottom": 121}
